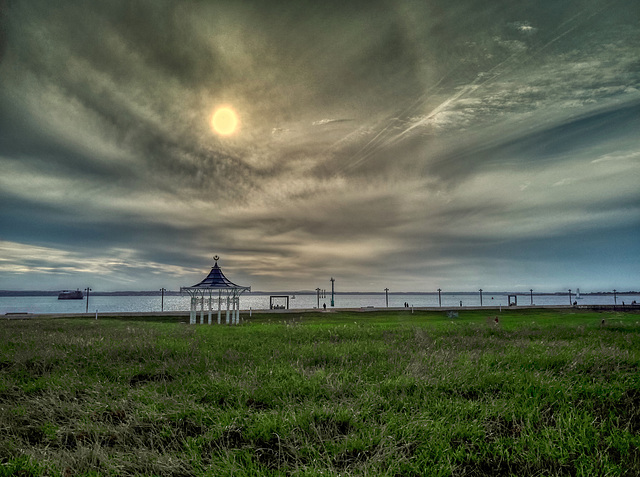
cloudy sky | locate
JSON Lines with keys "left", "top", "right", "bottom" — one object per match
{"left": 1, "top": 0, "right": 638, "bottom": 293}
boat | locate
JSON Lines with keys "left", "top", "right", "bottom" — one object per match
{"left": 58, "top": 289, "right": 83, "bottom": 300}
{"left": 576, "top": 288, "right": 582, "bottom": 299}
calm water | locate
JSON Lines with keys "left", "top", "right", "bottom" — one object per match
{"left": 1, "top": 292, "right": 636, "bottom": 315}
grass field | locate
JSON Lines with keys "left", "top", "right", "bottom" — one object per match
{"left": 1, "top": 309, "right": 639, "bottom": 476}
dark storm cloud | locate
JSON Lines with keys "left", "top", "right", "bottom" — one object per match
{"left": 0, "top": 190, "right": 205, "bottom": 251}
{"left": 1, "top": 0, "right": 639, "bottom": 291}
{"left": 0, "top": 96, "right": 136, "bottom": 182}
{"left": 417, "top": 98, "right": 640, "bottom": 184}
{"left": 0, "top": 1, "right": 7, "bottom": 64}
{"left": 2, "top": 0, "right": 258, "bottom": 199}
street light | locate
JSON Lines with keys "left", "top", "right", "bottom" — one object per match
{"left": 568, "top": 289, "right": 572, "bottom": 305}
{"left": 160, "top": 288, "right": 166, "bottom": 312}
{"left": 384, "top": 288, "right": 389, "bottom": 307}
{"left": 85, "top": 287, "right": 92, "bottom": 313}
{"left": 530, "top": 289, "right": 533, "bottom": 306}
{"left": 330, "top": 278, "right": 335, "bottom": 307}
{"left": 479, "top": 289, "right": 483, "bottom": 307}
{"left": 316, "top": 288, "right": 321, "bottom": 308}
{"left": 438, "top": 288, "right": 442, "bottom": 307}
{"left": 613, "top": 289, "right": 617, "bottom": 305}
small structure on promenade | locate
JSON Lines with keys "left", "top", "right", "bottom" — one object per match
{"left": 270, "top": 295, "right": 289, "bottom": 309}
{"left": 180, "top": 256, "right": 251, "bottom": 325}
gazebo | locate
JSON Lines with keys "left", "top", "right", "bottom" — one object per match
{"left": 180, "top": 256, "right": 251, "bottom": 325}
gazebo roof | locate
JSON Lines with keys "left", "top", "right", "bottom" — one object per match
{"left": 181, "top": 257, "right": 250, "bottom": 292}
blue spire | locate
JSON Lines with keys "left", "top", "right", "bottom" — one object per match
{"left": 191, "top": 257, "right": 245, "bottom": 288}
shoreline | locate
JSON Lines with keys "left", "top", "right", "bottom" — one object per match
{"left": 5, "top": 304, "right": 640, "bottom": 320}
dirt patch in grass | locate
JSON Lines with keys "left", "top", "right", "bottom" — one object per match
{"left": 91, "top": 408, "right": 128, "bottom": 425}
{"left": 455, "top": 455, "right": 579, "bottom": 477}
{"left": 128, "top": 371, "right": 174, "bottom": 386}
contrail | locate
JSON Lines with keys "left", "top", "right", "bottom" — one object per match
{"left": 335, "top": 0, "right": 620, "bottom": 174}
{"left": 335, "top": 69, "right": 460, "bottom": 173}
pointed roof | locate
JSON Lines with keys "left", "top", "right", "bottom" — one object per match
{"left": 192, "top": 262, "right": 244, "bottom": 288}
{"left": 181, "top": 256, "right": 250, "bottom": 292}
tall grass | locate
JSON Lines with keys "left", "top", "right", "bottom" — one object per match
{"left": 1, "top": 309, "right": 639, "bottom": 476}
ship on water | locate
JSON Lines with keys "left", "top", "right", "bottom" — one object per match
{"left": 58, "top": 289, "right": 83, "bottom": 300}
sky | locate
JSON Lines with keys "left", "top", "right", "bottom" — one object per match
{"left": 1, "top": 0, "right": 639, "bottom": 293}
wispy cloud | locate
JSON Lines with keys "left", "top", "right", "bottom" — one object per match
{"left": 1, "top": 0, "right": 639, "bottom": 292}
{"left": 312, "top": 119, "right": 353, "bottom": 126}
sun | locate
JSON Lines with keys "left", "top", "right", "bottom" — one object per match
{"left": 211, "top": 107, "right": 239, "bottom": 135}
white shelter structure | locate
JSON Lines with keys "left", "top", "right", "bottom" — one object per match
{"left": 180, "top": 256, "right": 251, "bottom": 325}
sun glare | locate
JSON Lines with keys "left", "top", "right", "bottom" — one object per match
{"left": 211, "top": 107, "right": 239, "bottom": 136}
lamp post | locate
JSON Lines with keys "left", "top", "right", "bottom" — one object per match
{"left": 613, "top": 289, "right": 617, "bottom": 305}
{"left": 568, "top": 289, "right": 572, "bottom": 305}
{"left": 530, "top": 289, "right": 533, "bottom": 306}
{"left": 384, "top": 288, "right": 389, "bottom": 307}
{"left": 316, "top": 288, "right": 321, "bottom": 308}
{"left": 85, "top": 287, "right": 92, "bottom": 313}
{"left": 160, "top": 287, "right": 166, "bottom": 312}
{"left": 438, "top": 288, "right": 442, "bottom": 307}
{"left": 330, "top": 278, "right": 335, "bottom": 307}
{"left": 479, "top": 289, "right": 483, "bottom": 307}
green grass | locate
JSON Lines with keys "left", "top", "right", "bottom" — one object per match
{"left": 1, "top": 309, "right": 639, "bottom": 476}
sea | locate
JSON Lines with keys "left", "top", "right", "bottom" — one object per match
{"left": 2, "top": 292, "right": 638, "bottom": 315}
